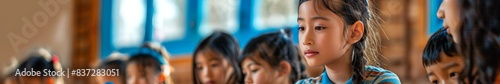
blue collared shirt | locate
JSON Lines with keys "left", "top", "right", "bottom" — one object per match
{"left": 296, "top": 66, "right": 401, "bottom": 84}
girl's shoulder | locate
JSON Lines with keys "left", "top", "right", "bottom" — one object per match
{"left": 363, "top": 66, "right": 401, "bottom": 84}
{"left": 295, "top": 66, "right": 401, "bottom": 84}
{"left": 295, "top": 74, "right": 322, "bottom": 84}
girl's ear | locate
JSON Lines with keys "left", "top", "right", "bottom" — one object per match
{"left": 347, "top": 21, "right": 365, "bottom": 44}
{"left": 278, "top": 61, "right": 292, "bottom": 77}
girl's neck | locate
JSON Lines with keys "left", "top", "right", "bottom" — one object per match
{"left": 275, "top": 75, "right": 291, "bottom": 84}
{"left": 324, "top": 49, "right": 354, "bottom": 84}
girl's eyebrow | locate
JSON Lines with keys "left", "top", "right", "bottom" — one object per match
{"left": 208, "top": 58, "right": 221, "bottom": 62}
{"left": 246, "top": 63, "right": 255, "bottom": 68}
{"left": 297, "top": 17, "right": 305, "bottom": 21}
{"left": 297, "top": 16, "right": 331, "bottom": 22}
{"left": 311, "top": 16, "right": 330, "bottom": 21}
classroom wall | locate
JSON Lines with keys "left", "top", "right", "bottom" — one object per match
{"left": 0, "top": 0, "right": 73, "bottom": 75}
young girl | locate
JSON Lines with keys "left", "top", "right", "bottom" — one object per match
{"left": 17, "top": 56, "right": 56, "bottom": 84}
{"left": 436, "top": 0, "right": 500, "bottom": 83}
{"left": 192, "top": 31, "right": 242, "bottom": 84}
{"left": 96, "top": 52, "right": 127, "bottom": 84}
{"left": 296, "top": 0, "right": 400, "bottom": 84}
{"left": 15, "top": 48, "right": 63, "bottom": 84}
{"left": 126, "top": 48, "right": 167, "bottom": 84}
{"left": 143, "top": 42, "right": 174, "bottom": 84}
{"left": 239, "top": 30, "right": 307, "bottom": 84}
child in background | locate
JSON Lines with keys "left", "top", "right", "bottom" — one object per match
{"left": 296, "top": 0, "right": 400, "bottom": 83}
{"left": 95, "top": 52, "right": 128, "bottom": 84}
{"left": 125, "top": 48, "right": 167, "bottom": 84}
{"left": 192, "top": 31, "right": 242, "bottom": 84}
{"left": 143, "top": 42, "right": 175, "bottom": 84}
{"left": 436, "top": 0, "right": 500, "bottom": 83}
{"left": 422, "top": 28, "right": 463, "bottom": 84}
{"left": 15, "top": 48, "right": 63, "bottom": 84}
{"left": 239, "top": 29, "right": 307, "bottom": 84}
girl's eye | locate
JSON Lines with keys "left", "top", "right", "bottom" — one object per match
{"left": 210, "top": 63, "right": 220, "bottom": 67}
{"left": 314, "top": 26, "right": 326, "bottom": 30}
{"left": 210, "top": 64, "right": 219, "bottom": 67}
{"left": 298, "top": 27, "right": 305, "bottom": 31}
{"left": 251, "top": 69, "right": 259, "bottom": 73}
{"left": 432, "top": 80, "right": 439, "bottom": 84}
{"left": 196, "top": 66, "right": 203, "bottom": 71}
{"left": 450, "top": 72, "right": 458, "bottom": 78}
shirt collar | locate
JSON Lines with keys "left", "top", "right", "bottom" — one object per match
{"left": 321, "top": 71, "right": 354, "bottom": 84}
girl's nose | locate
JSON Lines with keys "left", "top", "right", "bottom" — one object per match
{"left": 244, "top": 75, "right": 253, "bottom": 84}
{"left": 436, "top": 3, "right": 445, "bottom": 19}
{"left": 301, "top": 30, "right": 314, "bottom": 46}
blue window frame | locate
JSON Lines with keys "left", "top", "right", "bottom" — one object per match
{"left": 100, "top": 0, "right": 300, "bottom": 59}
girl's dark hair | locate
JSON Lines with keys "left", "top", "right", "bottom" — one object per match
{"left": 457, "top": 0, "right": 500, "bottom": 83}
{"left": 128, "top": 53, "right": 163, "bottom": 75}
{"left": 192, "top": 31, "right": 242, "bottom": 84}
{"left": 239, "top": 29, "right": 308, "bottom": 83}
{"left": 16, "top": 56, "right": 55, "bottom": 83}
{"left": 298, "top": 0, "right": 382, "bottom": 83}
{"left": 126, "top": 47, "right": 166, "bottom": 83}
{"left": 98, "top": 59, "right": 127, "bottom": 83}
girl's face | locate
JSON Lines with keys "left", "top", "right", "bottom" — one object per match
{"left": 195, "top": 49, "right": 233, "bottom": 84}
{"left": 126, "top": 62, "right": 160, "bottom": 84}
{"left": 437, "top": 0, "right": 461, "bottom": 43}
{"left": 297, "top": 0, "right": 350, "bottom": 67}
{"left": 241, "top": 56, "right": 283, "bottom": 84}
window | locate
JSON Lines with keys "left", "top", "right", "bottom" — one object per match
{"left": 112, "top": 0, "right": 146, "bottom": 48}
{"left": 198, "top": 0, "right": 240, "bottom": 36}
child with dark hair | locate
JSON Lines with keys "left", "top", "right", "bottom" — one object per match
{"left": 15, "top": 48, "right": 62, "bottom": 84}
{"left": 422, "top": 28, "right": 464, "bottom": 84}
{"left": 95, "top": 52, "right": 127, "bottom": 84}
{"left": 239, "top": 29, "right": 308, "bottom": 84}
{"left": 17, "top": 56, "right": 55, "bottom": 84}
{"left": 126, "top": 48, "right": 167, "bottom": 84}
{"left": 192, "top": 31, "right": 242, "bottom": 84}
{"left": 143, "top": 42, "right": 174, "bottom": 84}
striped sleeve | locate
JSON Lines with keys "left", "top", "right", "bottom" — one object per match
{"left": 372, "top": 72, "right": 401, "bottom": 84}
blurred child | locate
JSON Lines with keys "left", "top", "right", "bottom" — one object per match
{"left": 192, "top": 31, "right": 242, "bottom": 84}
{"left": 296, "top": 0, "right": 400, "bottom": 83}
{"left": 143, "top": 42, "right": 175, "bottom": 84}
{"left": 126, "top": 48, "right": 167, "bottom": 84}
{"left": 95, "top": 52, "right": 127, "bottom": 84}
{"left": 16, "top": 56, "right": 55, "bottom": 84}
{"left": 436, "top": 0, "right": 500, "bottom": 83}
{"left": 422, "top": 28, "right": 463, "bottom": 84}
{"left": 239, "top": 29, "right": 307, "bottom": 84}
{"left": 15, "top": 48, "right": 63, "bottom": 84}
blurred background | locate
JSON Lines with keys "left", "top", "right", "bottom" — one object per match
{"left": 0, "top": 0, "right": 443, "bottom": 83}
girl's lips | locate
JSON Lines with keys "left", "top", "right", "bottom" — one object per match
{"left": 443, "top": 26, "right": 450, "bottom": 33}
{"left": 304, "top": 50, "right": 319, "bottom": 57}
{"left": 204, "top": 81, "right": 215, "bottom": 84}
